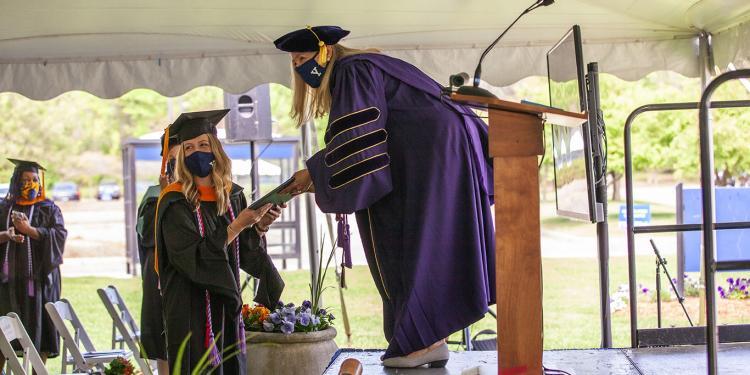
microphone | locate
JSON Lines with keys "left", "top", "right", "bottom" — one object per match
{"left": 450, "top": 72, "right": 470, "bottom": 87}
{"left": 455, "top": 0, "right": 555, "bottom": 98}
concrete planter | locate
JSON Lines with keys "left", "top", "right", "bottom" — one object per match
{"left": 245, "top": 327, "right": 338, "bottom": 375}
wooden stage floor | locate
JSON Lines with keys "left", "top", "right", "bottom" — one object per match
{"left": 323, "top": 343, "right": 750, "bottom": 374}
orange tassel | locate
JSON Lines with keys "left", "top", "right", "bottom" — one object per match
{"left": 160, "top": 126, "right": 170, "bottom": 177}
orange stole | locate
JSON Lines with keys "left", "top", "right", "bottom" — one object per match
{"left": 15, "top": 196, "right": 46, "bottom": 206}
{"left": 153, "top": 183, "right": 183, "bottom": 274}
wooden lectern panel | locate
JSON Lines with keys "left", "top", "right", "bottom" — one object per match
{"left": 450, "top": 94, "right": 583, "bottom": 374}
{"left": 489, "top": 110, "right": 544, "bottom": 157}
{"left": 495, "top": 155, "right": 543, "bottom": 374}
{"left": 490, "top": 107, "right": 544, "bottom": 374}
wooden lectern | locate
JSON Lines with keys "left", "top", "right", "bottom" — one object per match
{"left": 452, "top": 94, "right": 587, "bottom": 374}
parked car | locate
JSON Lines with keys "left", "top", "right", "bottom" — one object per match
{"left": 0, "top": 183, "right": 8, "bottom": 198}
{"left": 96, "top": 181, "right": 121, "bottom": 200}
{"left": 51, "top": 182, "right": 81, "bottom": 201}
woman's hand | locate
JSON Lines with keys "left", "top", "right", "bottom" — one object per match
{"left": 256, "top": 204, "right": 286, "bottom": 232}
{"left": 4, "top": 227, "right": 24, "bottom": 243}
{"left": 281, "top": 169, "right": 314, "bottom": 196}
{"left": 233, "top": 203, "right": 273, "bottom": 230}
{"left": 159, "top": 174, "right": 169, "bottom": 190}
{"left": 12, "top": 215, "right": 34, "bottom": 237}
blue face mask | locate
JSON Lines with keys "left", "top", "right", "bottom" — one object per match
{"left": 185, "top": 151, "right": 215, "bottom": 178}
{"left": 295, "top": 54, "right": 327, "bottom": 88}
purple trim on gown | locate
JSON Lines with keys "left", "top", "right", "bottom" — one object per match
{"left": 307, "top": 53, "right": 495, "bottom": 359}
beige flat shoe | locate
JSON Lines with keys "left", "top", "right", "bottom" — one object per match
{"left": 382, "top": 342, "right": 450, "bottom": 368}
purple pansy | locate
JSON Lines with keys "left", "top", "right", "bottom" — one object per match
{"left": 282, "top": 307, "right": 296, "bottom": 322}
{"left": 270, "top": 312, "right": 282, "bottom": 324}
{"left": 281, "top": 320, "right": 295, "bottom": 334}
{"left": 262, "top": 321, "right": 275, "bottom": 332}
{"left": 298, "top": 312, "right": 311, "bottom": 327}
{"left": 302, "top": 300, "right": 312, "bottom": 309}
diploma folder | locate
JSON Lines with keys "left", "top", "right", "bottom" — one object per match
{"left": 248, "top": 177, "right": 295, "bottom": 210}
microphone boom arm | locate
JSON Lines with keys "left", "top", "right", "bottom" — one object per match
{"left": 472, "top": 0, "right": 549, "bottom": 87}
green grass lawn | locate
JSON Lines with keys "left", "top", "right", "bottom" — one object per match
{"left": 41, "top": 256, "right": 749, "bottom": 373}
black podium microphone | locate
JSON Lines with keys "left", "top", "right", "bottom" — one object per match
{"left": 456, "top": 0, "right": 555, "bottom": 97}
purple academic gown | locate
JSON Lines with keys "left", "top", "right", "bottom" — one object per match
{"left": 307, "top": 53, "right": 496, "bottom": 359}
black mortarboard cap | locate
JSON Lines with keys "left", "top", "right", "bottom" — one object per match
{"left": 8, "top": 158, "right": 45, "bottom": 172}
{"left": 274, "top": 26, "right": 350, "bottom": 52}
{"left": 159, "top": 132, "right": 180, "bottom": 157}
{"left": 167, "top": 109, "right": 229, "bottom": 143}
{"left": 160, "top": 109, "right": 229, "bottom": 175}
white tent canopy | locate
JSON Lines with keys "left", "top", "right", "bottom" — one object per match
{"left": 2, "top": 0, "right": 750, "bottom": 99}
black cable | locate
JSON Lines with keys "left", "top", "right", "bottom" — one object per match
{"left": 538, "top": 124, "right": 547, "bottom": 169}
{"left": 543, "top": 366, "right": 573, "bottom": 375}
{"left": 600, "top": 109, "right": 608, "bottom": 178}
{"left": 472, "top": 0, "right": 545, "bottom": 87}
{"left": 592, "top": 108, "right": 607, "bottom": 185}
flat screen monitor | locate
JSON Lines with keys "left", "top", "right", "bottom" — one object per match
{"left": 547, "top": 25, "right": 600, "bottom": 222}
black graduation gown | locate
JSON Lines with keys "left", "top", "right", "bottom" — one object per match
{"left": 0, "top": 199, "right": 66, "bottom": 357}
{"left": 136, "top": 185, "right": 167, "bottom": 361}
{"left": 155, "top": 183, "right": 284, "bottom": 374}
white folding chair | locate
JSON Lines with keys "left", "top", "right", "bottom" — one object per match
{"left": 97, "top": 286, "right": 153, "bottom": 375}
{"left": 44, "top": 299, "right": 131, "bottom": 374}
{"left": 0, "top": 313, "right": 84, "bottom": 375}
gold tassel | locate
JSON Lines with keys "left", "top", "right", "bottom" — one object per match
{"left": 41, "top": 170, "right": 46, "bottom": 200}
{"left": 317, "top": 41, "right": 327, "bottom": 65}
{"left": 307, "top": 26, "right": 327, "bottom": 65}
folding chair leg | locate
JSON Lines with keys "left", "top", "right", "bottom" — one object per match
{"left": 61, "top": 342, "right": 68, "bottom": 373}
{"left": 464, "top": 327, "right": 473, "bottom": 351}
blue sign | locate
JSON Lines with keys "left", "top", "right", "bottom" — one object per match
{"left": 134, "top": 141, "right": 296, "bottom": 161}
{"left": 682, "top": 187, "right": 750, "bottom": 272}
{"left": 619, "top": 204, "right": 651, "bottom": 226}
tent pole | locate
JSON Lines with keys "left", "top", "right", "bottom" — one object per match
{"left": 302, "top": 120, "right": 321, "bottom": 300}
{"left": 122, "top": 142, "right": 138, "bottom": 277}
{"left": 696, "top": 31, "right": 714, "bottom": 327}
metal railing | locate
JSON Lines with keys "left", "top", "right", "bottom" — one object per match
{"left": 623, "top": 97, "right": 750, "bottom": 354}
{"left": 698, "top": 69, "right": 750, "bottom": 374}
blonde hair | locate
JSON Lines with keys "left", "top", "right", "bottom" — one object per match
{"left": 175, "top": 133, "right": 233, "bottom": 215}
{"left": 291, "top": 44, "right": 380, "bottom": 125}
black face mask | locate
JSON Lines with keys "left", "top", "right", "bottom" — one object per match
{"left": 294, "top": 53, "right": 327, "bottom": 88}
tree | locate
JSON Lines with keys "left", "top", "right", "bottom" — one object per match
{"left": 0, "top": 87, "right": 223, "bottom": 189}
